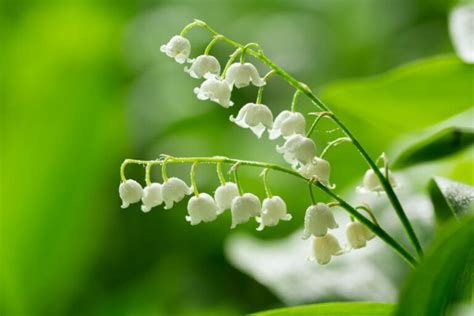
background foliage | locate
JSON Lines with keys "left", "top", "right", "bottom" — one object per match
{"left": 1, "top": 0, "right": 472, "bottom": 315}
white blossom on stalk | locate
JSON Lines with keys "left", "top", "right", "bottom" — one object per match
{"left": 119, "top": 179, "right": 143, "bottom": 209}
{"left": 449, "top": 5, "right": 474, "bottom": 63}
{"left": 256, "top": 196, "right": 292, "bottom": 231}
{"left": 162, "top": 177, "right": 193, "bottom": 209}
{"left": 214, "top": 182, "right": 240, "bottom": 214}
{"left": 230, "top": 103, "right": 273, "bottom": 138}
{"left": 346, "top": 221, "right": 375, "bottom": 249}
{"left": 186, "top": 193, "right": 219, "bottom": 225}
{"left": 160, "top": 35, "right": 191, "bottom": 64}
{"left": 194, "top": 76, "right": 233, "bottom": 108}
{"left": 269, "top": 111, "right": 306, "bottom": 140}
{"left": 141, "top": 183, "right": 163, "bottom": 213}
{"left": 302, "top": 203, "right": 338, "bottom": 239}
{"left": 297, "top": 157, "right": 331, "bottom": 185}
{"left": 276, "top": 134, "right": 316, "bottom": 168}
{"left": 225, "top": 62, "right": 265, "bottom": 88}
{"left": 185, "top": 55, "right": 221, "bottom": 79}
{"left": 230, "top": 193, "right": 261, "bottom": 229}
{"left": 357, "top": 168, "right": 397, "bottom": 194}
{"left": 311, "top": 233, "right": 344, "bottom": 265}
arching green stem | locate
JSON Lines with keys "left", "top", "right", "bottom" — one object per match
{"left": 190, "top": 162, "right": 199, "bottom": 196}
{"left": 261, "top": 168, "right": 273, "bottom": 198}
{"left": 320, "top": 137, "right": 352, "bottom": 159}
{"left": 256, "top": 70, "right": 276, "bottom": 104}
{"left": 306, "top": 112, "right": 333, "bottom": 137}
{"left": 204, "top": 35, "right": 224, "bottom": 55}
{"left": 291, "top": 90, "right": 302, "bottom": 112}
{"left": 216, "top": 162, "right": 226, "bottom": 185}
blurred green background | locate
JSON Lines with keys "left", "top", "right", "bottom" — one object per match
{"left": 1, "top": 0, "right": 472, "bottom": 315}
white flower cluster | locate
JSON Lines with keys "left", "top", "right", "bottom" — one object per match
{"left": 302, "top": 203, "right": 375, "bottom": 264}
{"left": 161, "top": 35, "right": 332, "bottom": 185}
{"left": 119, "top": 178, "right": 292, "bottom": 230}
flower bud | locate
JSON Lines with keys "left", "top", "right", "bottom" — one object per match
{"left": 256, "top": 196, "right": 292, "bottom": 231}
{"left": 194, "top": 76, "right": 233, "bottom": 108}
{"left": 230, "top": 103, "right": 273, "bottom": 138}
{"left": 186, "top": 193, "right": 219, "bottom": 225}
{"left": 302, "top": 203, "right": 338, "bottom": 239}
{"left": 346, "top": 221, "right": 375, "bottom": 249}
{"left": 311, "top": 233, "right": 344, "bottom": 265}
{"left": 214, "top": 182, "right": 240, "bottom": 214}
{"left": 269, "top": 111, "right": 306, "bottom": 140}
{"left": 119, "top": 179, "right": 143, "bottom": 209}
{"left": 358, "top": 168, "right": 396, "bottom": 194}
{"left": 162, "top": 177, "right": 193, "bottom": 209}
{"left": 160, "top": 35, "right": 191, "bottom": 64}
{"left": 141, "top": 183, "right": 163, "bottom": 213}
{"left": 230, "top": 193, "right": 261, "bottom": 229}
{"left": 449, "top": 5, "right": 474, "bottom": 63}
{"left": 297, "top": 157, "right": 330, "bottom": 185}
{"left": 276, "top": 134, "right": 316, "bottom": 168}
{"left": 225, "top": 62, "right": 265, "bottom": 88}
{"left": 185, "top": 55, "right": 221, "bottom": 79}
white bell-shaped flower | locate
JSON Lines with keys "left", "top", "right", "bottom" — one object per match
{"left": 225, "top": 62, "right": 265, "bottom": 88}
{"left": 194, "top": 76, "right": 233, "bottom": 108}
{"left": 141, "top": 183, "right": 163, "bottom": 213}
{"left": 269, "top": 111, "right": 306, "bottom": 140}
{"left": 302, "top": 203, "right": 338, "bottom": 239}
{"left": 256, "top": 196, "right": 292, "bottom": 231}
{"left": 276, "top": 134, "right": 316, "bottom": 168}
{"left": 160, "top": 35, "right": 191, "bottom": 64}
{"left": 449, "top": 5, "right": 474, "bottom": 63}
{"left": 346, "top": 221, "right": 375, "bottom": 249}
{"left": 119, "top": 179, "right": 143, "bottom": 209}
{"left": 230, "top": 103, "right": 273, "bottom": 138}
{"left": 185, "top": 55, "right": 221, "bottom": 79}
{"left": 230, "top": 193, "right": 261, "bottom": 229}
{"left": 162, "top": 177, "right": 193, "bottom": 209}
{"left": 186, "top": 193, "right": 219, "bottom": 225}
{"left": 311, "top": 233, "right": 344, "bottom": 265}
{"left": 214, "top": 182, "right": 240, "bottom": 214}
{"left": 297, "top": 157, "right": 331, "bottom": 185}
{"left": 357, "top": 168, "right": 397, "bottom": 194}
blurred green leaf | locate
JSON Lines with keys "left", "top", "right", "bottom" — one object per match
{"left": 429, "top": 177, "right": 474, "bottom": 223}
{"left": 396, "top": 215, "right": 474, "bottom": 316}
{"left": 321, "top": 55, "right": 473, "bottom": 138}
{"left": 252, "top": 302, "right": 394, "bottom": 316}
{"left": 392, "top": 127, "right": 474, "bottom": 169}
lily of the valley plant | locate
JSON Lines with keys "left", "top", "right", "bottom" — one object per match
{"left": 120, "top": 19, "right": 423, "bottom": 267}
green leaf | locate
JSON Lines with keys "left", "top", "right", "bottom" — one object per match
{"left": 391, "top": 108, "right": 474, "bottom": 169}
{"left": 429, "top": 177, "right": 474, "bottom": 223}
{"left": 396, "top": 215, "right": 474, "bottom": 316}
{"left": 252, "top": 302, "right": 395, "bottom": 316}
{"left": 321, "top": 55, "right": 473, "bottom": 141}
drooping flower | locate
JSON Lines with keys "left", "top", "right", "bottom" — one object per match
{"left": 357, "top": 168, "right": 397, "bottom": 194}
{"left": 297, "top": 157, "right": 331, "bottom": 185}
{"left": 186, "top": 193, "right": 219, "bottom": 225}
{"left": 230, "top": 193, "right": 261, "bottom": 229}
{"left": 162, "top": 177, "right": 193, "bottom": 209}
{"left": 230, "top": 103, "right": 273, "bottom": 138}
{"left": 276, "top": 134, "right": 316, "bottom": 168}
{"left": 302, "top": 203, "right": 338, "bottom": 239}
{"left": 269, "top": 111, "right": 306, "bottom": 140}
{"left": 256, "top": 196, "right": 292, "bottom": 231}
{"left": 449, "top": 4, "right": 474, "bottom": 63}
{"left": 141, "top": 183, "right": 163, "bottom": 213}
{"left": 311, "top": 233, "right": 344, "bottom": 265}
{"left": 160, "top": 35, "right": 191, "bottom": 64}
{"left": 194, "top": 76, "right": 233, "bottom": 108}
{"left": 214, "top": 182, "right": 240, "bottom": 214}
{"left": 119, "top": 179, "right": 143, "bottom": 209}
{"left": 346, "top": 221, "right": 375, "bottom": 249}
{"left": 225, "top": 62, "right": 265, "bottom": 88}
{"left": 185, "top": 55, "right": 221, "bottom": 79}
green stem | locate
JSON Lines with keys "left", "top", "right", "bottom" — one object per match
{"left": 262, "top": 168, "right": 273, "bottom": 198}
{"left": 306, "top": 112, "right": 333, "bottom": 137}
{"left": 232, "top": 163, "right": 244, "bottom": 195}
{"left": 320, "top": 137, "right": 352, "bottom": 159}
{"left": 190, "top": 162, "right": 199, "bottom": 196}
{"left": 256, "top": 70, "right": 276, "bottom": 104}
{"left": 122, "top": 155, "right": 417, "bottom": 267}
{"left": 291, "top": 90, "right": 302, "bottom": 112}
{"left": 195, "top": 21, "right": 422, "bottom": 258}
{"left": 308, "top": 180, "right": 316, "bottom": 205}
{"left": 204, "top": 35, "right": 224, "bottom": 55}
{"left": 216, "top": 162, "right": 226, "bottom": 185}
{"left": 221, "top": 48, "right": 242, "bottom": 77}
{"left": 145, "top": 163, "right": 152, "bottom": 186}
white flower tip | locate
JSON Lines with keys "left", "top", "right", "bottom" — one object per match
{"left": 121, "top": 203, "right": 129, "bottom": 209}
{"left": 282, "top": 214, "right": 292, "bottom": 221}
{"left": 141, "top": 205, "right": 151, "bottom": 213}
{"left": 256, "top": 224, "right": 264, "bottom": 231}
